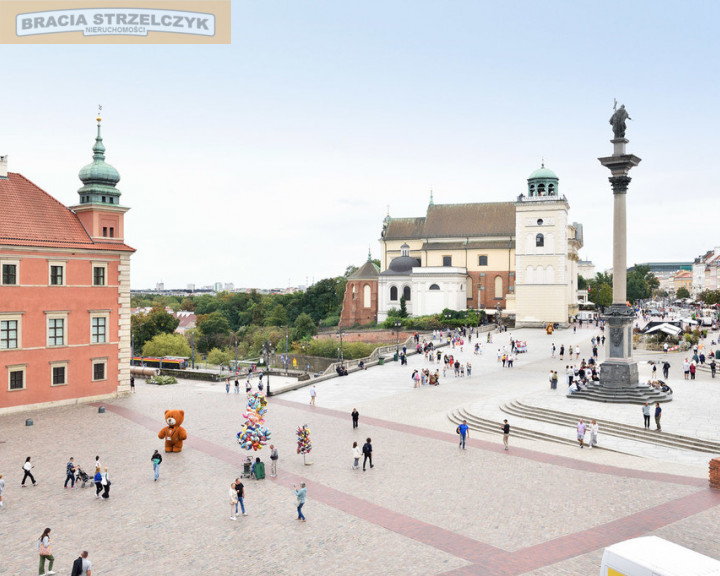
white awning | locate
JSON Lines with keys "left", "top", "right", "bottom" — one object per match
{"left": 645, "top": 323, "right": 682, "bottom": 336}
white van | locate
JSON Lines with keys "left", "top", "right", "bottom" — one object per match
{"left": 600, "top": 536, "right": 720, "bottom": 576}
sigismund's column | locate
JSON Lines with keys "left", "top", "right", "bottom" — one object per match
{"left": 598, "top": 104, "right": 641, "bottom": 388}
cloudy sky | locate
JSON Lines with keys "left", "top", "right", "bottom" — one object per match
{"left": 3, "top": 1, "right": 719, "bottom": 289}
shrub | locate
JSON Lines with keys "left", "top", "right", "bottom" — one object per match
{"left": 148, "top": 375, "right": 177, "bottom": 386}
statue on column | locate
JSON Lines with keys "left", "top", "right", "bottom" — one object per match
{"left": 610, "top": 101, "right": 631, "bottom": 138}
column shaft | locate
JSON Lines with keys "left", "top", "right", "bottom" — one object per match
{"left": 613, "top": 192, "right": 627, "bottom": 304}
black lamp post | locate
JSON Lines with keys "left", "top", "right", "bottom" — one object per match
{"left": 394, "top": 320, "right": 402, "bottom": 355}
{"left": 234, "top": 336, "right": 238, "bottom": 375}
{"left": 336, "top": 328, "right": 344, "bottom": 365}
{"left": 261, "top": 340, "right": 274, "bottom": 396}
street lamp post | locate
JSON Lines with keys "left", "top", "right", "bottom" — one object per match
{"left": 191, "top": 332, "right": 195, "bottom": 369}
{"left": 261, "top": 340, "right": 274, "bottom": 396}
{"left": 394, "top": 320, "right": 402, "bottom": 356}
{"left": 285, "top": 327, "right": 289, "bottom": 376}
{"left": 336, "top": 328, "right": 344, "bottom": 365}
{"left": 496, "top": 303, "right": 502, "bottom": 330}
{"left": 234, "top": 336, "right": 238, "bottom": 375}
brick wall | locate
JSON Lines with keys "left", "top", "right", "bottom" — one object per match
{"left": 316, "top": 330, "right": 412, "bottom": 343}
{"left": 339, "top": 279, "right": 378, "bottom": 327}
{"left": 710, "top": 458, "right": 720, "bottom": 489}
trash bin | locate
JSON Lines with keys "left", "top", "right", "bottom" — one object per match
{"left": 715, "top": 350, "right": 720, "bottom": 360}
{"left": 393, "top": 353, "right": 399, "bottom": 362}
{"left": 378, "top": 357, "right": 385, "bottom": 366}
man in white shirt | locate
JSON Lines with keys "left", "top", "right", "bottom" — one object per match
{"left": 71, "top": 551, "right": 92, "bottom": 576}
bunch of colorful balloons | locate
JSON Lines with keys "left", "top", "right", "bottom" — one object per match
{"left": 236, "top": 392, "right": 271, "bottom": 451}
{"left": 296, "top": 424, "right": 312, "bottom": 454}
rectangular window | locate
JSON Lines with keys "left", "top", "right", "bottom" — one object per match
{"left": 91, "top": 317, "right": 107, "bottom": 344}
{"left": 9, "top": 368, "right": 25, "bottom": 390}
{"left": 109, "top": 227, "right": 115, "bottom": 238}
{"left": 478, "top": 255, "right": 488, "bottom": 266}
{"left": 93, "top": 266, "right": 106, "bottom": 286}
{"left": 2, "top": 263, "right": 17, "bottom": 285}
{"left": 1, "top": 319, "right": 18, "bottom": 349}
{"left": 102, "top": 227, "right": 108, "bottom": 237}
{"left": 52, "top": 365, "right": 67, "bottom": 386}
{"left": 48, "top": 318, "right": 65, "bottom": 346}
{"left": 443, "top": 256, "right": 452, "bottom": 267}
{"left": 93, "top": 361, "right": 106, "bottom": 381}
{"left": 50, "top": 264, "right": 64, "bottom": 285}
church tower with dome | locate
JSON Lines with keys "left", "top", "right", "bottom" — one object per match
{"left": 514, "top": 163, "right": 582, "bottom": 327}
{"left": 70, "top": 115, "right": 130, "bottom": 244}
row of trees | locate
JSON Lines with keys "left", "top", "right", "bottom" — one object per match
{"left": 131, "top": 271, "right": 354, "bottom": 362}
{"left": 582, "top": 265, "right": 660, "bottom": 307}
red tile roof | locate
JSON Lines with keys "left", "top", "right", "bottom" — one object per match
{"left": 0, "top": 172, "right": 134, "bottom": 252}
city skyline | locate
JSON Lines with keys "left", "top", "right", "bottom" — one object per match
{"left": 3, "top": 1, "right": 719, "bottom": 289}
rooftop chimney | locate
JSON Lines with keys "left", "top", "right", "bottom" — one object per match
{"left": 0, "top": 155, "right": 7, "bottom": 178}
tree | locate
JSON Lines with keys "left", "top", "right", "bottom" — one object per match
{"left": 399, "top": 296, "right": 408, "bottom": 318}
{"left": 197, "top": 311, "right": 230, "bottom": 335}
{"left": 142, "top": 333, "right": 191, "bottom": 358}
{"left": 206, "top": 347, "right": 232, "bottom": 367}
{"left": 293, "top": 312, "right": 317, "bottom": 340}
{"left": 596, "top": 284, "right": 613, "bottom": 308}
{"left": 577, "top": 275, "right": 587, "bottom": 290}
{"left": 265, "top": 303, "right": 288, "bottom": 327}
{"left": 677, "top": 287, "right": 690, "bottom": 299}
{"left": 131, "top": 306, "right": 180, "bottom": 351}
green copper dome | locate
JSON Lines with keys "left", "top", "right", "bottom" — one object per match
{"left": 527, "top": 164, "right": 558, "bottom": 180}
{"left": 77, "top": 119, "right": 121, "bottom": 204}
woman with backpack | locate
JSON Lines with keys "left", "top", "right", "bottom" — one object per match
{"left": 37, "top": 527, "right": 54, "bottom": 575}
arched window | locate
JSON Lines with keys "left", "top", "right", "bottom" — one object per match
{"left": 403, "top": 286, "right": 411, "bottom": 301}
{"left": 526, "top": 265, "right": 534, "bottom": 284}
{"left": 536, "top": 233, "right": 544, "bottom": 247}
{"left": 545, "top": 265, "right": 555, "bottom": 284}
{"left": 429, "top": 284, "right": 440, "bottom": 291}
{"left": 548, "top": 183, "right": 555, "bottom": 196}
{"left": 537, "top": 184, "right": 545, "bottom": 196}
{"left": 529, "top": 184, "right": 535, "bottom": 197}
{"left": 466, "top": 277, "right": 473, "bottom": 299}
{"left": 363, "top": 284, "right": 371, "bottom": 308}
{"left": 390, "top": 286, "right": 398, "bottom": 301}
{"left": 352, "top": 285, "right": 356, "bottom": 300}
{"left": 494, "top": 276, "right": 503, "bottom": 299}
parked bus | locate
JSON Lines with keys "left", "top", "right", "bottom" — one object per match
{"left": 131, "top": 356, "right": 189, "bottom": 369}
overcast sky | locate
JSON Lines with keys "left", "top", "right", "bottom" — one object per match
{"left": 3, "top": 1, "right": 719, "bottom": 289}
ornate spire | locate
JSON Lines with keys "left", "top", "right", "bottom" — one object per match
{"left": 77, "top": 110, "right": 121, "bottom": 204}
{"left": 429, "top": 188, "right": 434, "bottom": 206}
{"left": 367, "top": 247, "right": 372, "bottom": 262}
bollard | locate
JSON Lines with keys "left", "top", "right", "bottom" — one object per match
{"left": 25, "top": 418, "right": 33, "bottom": 426}
{"left": 98, "top": 406, "right": 106, "bottom": 414}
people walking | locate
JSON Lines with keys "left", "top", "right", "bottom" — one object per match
{"left": 642, "top": 402, "right": 650, "bottom": 429}
{"left": 38, "top": 527, "right": 55, "bottom": 575}
{"left": 577, "top": 419, "right": 587, "bottom": 448}
{"left": 589, "top": 419, "right": 599, "bottom": 448}
{"left": 655, "top": 402, "right": 662, "bottom": 431}
{"left": 352, "top": 441, "right": 361, "bottom": 470}
{"left": 70, "top": 550, "right": 91, "bottom": 576}
{"left": 662, "top": 361, "right": 670, "bottom": 379}
{"left": 229, "top": 482, "right": 238, "bottom": 520}
{"left": 294, "top": 483, "right": 307, "bottom": 521}
{"left": 457, "top": 420, "right": 469, "bottom": 450}
{"left": 130, "top": 375, "right": 135, "bottom": 393}
{"left": 234, "top": 378, "right": 240, "bottom": 394}
{"left": 269, "top": 444, "right": 278, "bottom": 477}
{"left": 362, "top": 437, "right": 374, "bottom": 470}
{"left": 552, "top": 371, "right": 558, "bottom": 390}
{"left": 309, "top": 386, "right": 317, "bottom": 406}
{"left": 151, "top": 450, "right": 162, "bottom": 481}
{"left": 64, "top": 457, "right": 76, "bottom": 489}
{"left": 22, "top": 456, "right": 37, "bottom": 487}
{"left": 502, "top": 420, "right": 510, "bottom": 450}
{"left": 225, "top": 378, "right": 230, "bottom": 394}
{"left": 101, "top": 467, "right": 111, "bottom": 499}
{"left": 93, "top": 469, "right": 103, "bottom": 498}
{"left": 351, "top": 408, "right": 359, "bottom": 429}
{"left": 234, "top": 478, "right": 247, "bottom": 516}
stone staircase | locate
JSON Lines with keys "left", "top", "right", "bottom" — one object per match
{"left": 446, "top": 407, "right": 610, "bottom": 450}
{"left": 566, "top": 381, "right": 672, "bottom": 404}
{"left": 499, "top": 400, "right": 720, "bottom": 455}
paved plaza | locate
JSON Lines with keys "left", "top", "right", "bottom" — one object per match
{"left": 1, "top": 326, "right": 720, "bottom": 575}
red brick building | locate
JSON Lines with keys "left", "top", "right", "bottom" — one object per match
{"left": 339, "top": 257, "right": 379, "bottom": 327}
{"left": 0, "top": 119, "right": 134, "bottom": 413}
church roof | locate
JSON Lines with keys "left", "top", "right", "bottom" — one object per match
{"left": 384, "top": 202, "right": 515, "bottom": 240}
{"left": 349, "top": 260, "right": 380, "bottom": 280}
{"left": 0, "top": 172, "right": 134, "bottom": 252}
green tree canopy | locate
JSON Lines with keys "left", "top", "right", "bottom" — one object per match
{"left": 206, "top": 347, "right": 232, "bottom": 367}
{"left": 131, "top": 306, "right": 180, "bottom": 351}
{"left": 676, "top": 286, "right": 690, "bottom": 299}
{"left": 142, "top": 332, "right": 191, "bottom": 357}
{"left": 293, "top": 312, "right": 317, "bottom": 340}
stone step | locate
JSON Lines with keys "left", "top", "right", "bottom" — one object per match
{"left": 566, "top": 381, "right": 672, "bottom": 404}
{"left": 500, "top": 400, "right": 720, "bottom": 454}
{"left": 447, "top": 408, "right": 602, "bottom": 450}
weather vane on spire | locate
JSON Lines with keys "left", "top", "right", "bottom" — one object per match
{"left": 97, "top": 104, "right": 103, "bottom": 123}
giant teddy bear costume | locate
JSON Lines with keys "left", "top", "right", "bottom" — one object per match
{"left": 158, "top": 409, "right": 187, "bottom": 453}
